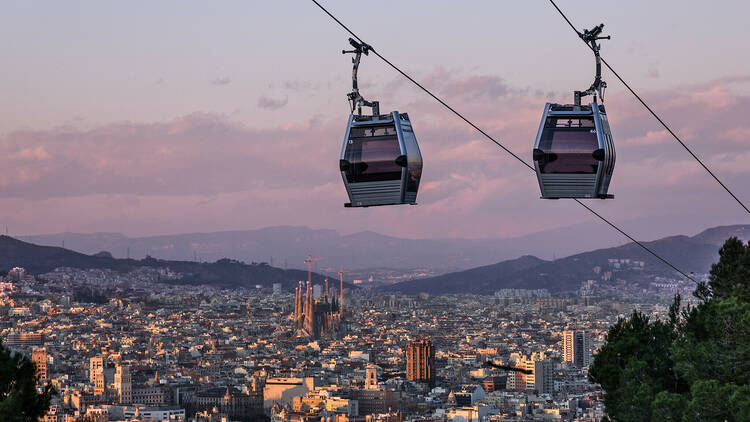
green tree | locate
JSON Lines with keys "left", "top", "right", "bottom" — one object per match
{"left": 706, "top": 237, "right": 750, "bottom": 300}
{"left": 590, "top": 237, "right": 750, "bottom": 421}
{"left": 588, "top": 304, "right": 686, "bottom": 421}
{"left": 0, "top": 340, "right": 55, "bottom": 421}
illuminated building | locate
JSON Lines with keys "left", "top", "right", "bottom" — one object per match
{"left": 406, "top": 339, "right": 435, "bottom": 388}
{"left": 293, "top": 280, "right": 342, "bottom": 339}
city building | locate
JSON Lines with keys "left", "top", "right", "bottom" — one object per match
{"left": 562, "top": 330, "right": 592, "bottom": 367}
{"left": 89, "top": 356, "right": 104, "bottom": 384}
{"left": 32, "top": 347, "right": 47, "bottom": 385}
{"left": 115, "top": 364, "right": 132, "bottom": 404}
{"left": 534, "top": 360, "right": 555, "bottom": 394}
{"left": 406, "top": 339, "right": 435, "bottom": 388}
{"left": 264, "top": 377, "right": 320, "bottom": 409}
{"left": 481, "top": 376, "right": 507, "bottom": 393}
{"left": 5, "top": 332, "right": 43, "bottom": 347}
{"left": 190, "top": 385, "right": 263, "bottom": 421}
{"left": 294, "top": 280, "right": 342, "bottom": 338}
{"left": 365, "top": 365, "right": 378, "bottom": 390}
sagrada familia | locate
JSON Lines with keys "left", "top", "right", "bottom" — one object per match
{"left": 293, "top": 279, "right": 343, "bottom": 339}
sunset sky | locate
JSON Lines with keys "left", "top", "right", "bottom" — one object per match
{"left": 1, "top": 1, "right": 749, "bottom": 241}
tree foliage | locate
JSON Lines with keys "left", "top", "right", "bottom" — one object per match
{"left": 590, "top": 237, "right": 750, "bottom": 421}
{"left": 0, "top": 341, "right": 55, "bottom": 421}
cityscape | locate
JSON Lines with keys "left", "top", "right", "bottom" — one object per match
{"left": 0, "top": 237, "right": 708, "bottom": 421}
{"left": 1, "top": 1, "right": 749, "bottom": 421}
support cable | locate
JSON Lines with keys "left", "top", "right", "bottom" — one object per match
{"left": 548, "top": 0, "right": 750, "bottom": 215}
{"left": 310, "top": 0, "right": 699, "bottom": 284}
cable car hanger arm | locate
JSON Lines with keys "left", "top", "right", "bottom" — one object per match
{"left": 575, "top": 24, "right": 610, "bottom": 105}
{"left": 342, "top": 38, "right": 380, "bottom": 115}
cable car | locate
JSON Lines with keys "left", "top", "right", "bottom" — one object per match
{"left": 533, "top": 102, "right": 614, "bottom": 198}
{"left": 533, "top": 24, "right": 615, "bottom": 199}
{"left": 341, "top": 112, "right": 422, "bottom": 207}
{"left": 339, "top": 38, "right": 423, "bottom": 207}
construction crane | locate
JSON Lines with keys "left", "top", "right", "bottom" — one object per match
{"left": 304, "top": 255, "right": 323, "bottom": 284}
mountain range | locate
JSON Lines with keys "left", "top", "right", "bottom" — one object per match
{"left": 18, "top": 214, "right": 743, "bottom": 272}
{"left": 383, "top": 225, "right": 748, "bottom": 294}
{"left": 3, "top": 224, "right": 747, "bottom": 295}
{"left": 0, "top": 235, "right": 335, "bottom": 290}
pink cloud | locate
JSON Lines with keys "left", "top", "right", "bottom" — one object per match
{"left": 1, "top": 73, "right": 749, "bottom": 239}
{"left": 722, "top": 127, "right": 750, "bottom": 143}
{"left": 623, "top": 130, "right": 670, "bottom": 146}
{"left": 689, "top": 85, "right": 738, "bottom": 109}
{"left": 12, "top": 146, "right": 51, "bottom": 161}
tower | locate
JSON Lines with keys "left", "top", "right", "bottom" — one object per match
{"left": 90, "top": 356, "right": 104, "bottom": 384}
{"left": 294, "top": 283, "right": 300, "bottom": 321}
{"left": 365, "top": 366, "right": 378, "bottom": 390}
{"left": 32, "top": 348, "right": 47, "bottom": 385}
{"left": 304, "top": 281, "right": 314, "bottom": 335}
{"left": 115, "top": 364, "right": 132, "bottom": 404}
{"left": 406, "top": 339, "right": 435, "bottom": 388}
{"left": 338, "top": 268, "right": 349, "bottom": 313}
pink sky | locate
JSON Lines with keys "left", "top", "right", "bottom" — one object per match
{"left": 0, "top": 2, "right": 748, "bottom": 240}
{"left": 2, "top": 73, "right": 749, "bottom": 239}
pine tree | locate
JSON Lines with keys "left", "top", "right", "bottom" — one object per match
{"left": 590, "top": 237, "right": 750, "bottom": 421}
{"left": 0, "top": 340, "right": 55, "bottom": 421}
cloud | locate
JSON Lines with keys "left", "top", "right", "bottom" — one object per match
{"left": 211, "top": 76, "right": 231, "bottom": 86}
{"left": 722, "top": 127, "right": 750, "bottom": 143}
{"left": 12, "top": 146, "right": 51, "bottom": 161}
{"left": 0, "top": 112, "right": 338, "bottom": 199}
{"left": 623, "top": 130, "right": 670, "bottom": 146}
{"left": 2, "top": 74, "right": 749, "bottom": 239}
{"left": 257, "top": 96, "right": 289, "bottom": 110}
{"left": 421, "top": 68, "right": 513, "bottom": 100}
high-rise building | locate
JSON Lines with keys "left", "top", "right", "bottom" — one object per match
{"left": 406, "top": 339, "right": 435, "bottom": 388}
{"left": 562, "top": 331, "right": 575, "bottom": 363}
{"left": 89, "top": 356, "right": 107, "bottom": 395}
{"left": 534, "top": 360, "right": 555, "bottom": 394}
{"left": 115, "top": 364, "right": 132, "bottom": 404}
{"left": 32, "top": 347, "right": 47, "bottom": 384}
{"left": 272, "top": 283, "right": 282, "bottom": 296}
{"left": 562, "top": 330, "right": 591, "bottom": 367}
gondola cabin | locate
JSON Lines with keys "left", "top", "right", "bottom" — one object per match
{"left": 340, "top": 111, "right": 422, "bottom": 207}
{"left": 532, "top": 102, "right": 615, "bottom": 199}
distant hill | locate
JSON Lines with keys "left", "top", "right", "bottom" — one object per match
{"left": 22, "top": 219, "right": 746, "bottom": 272}
{"left": 0, "top": 236, "right": 338, "bottom": 291}
{"left": 380, "top": 255, "right": 547, "bottom": 295}
{"left": 14, "top": 223, "right": 635, "bottom": 271}
{"left": 382, "top": 225, "right": 749, "bottom": 295}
